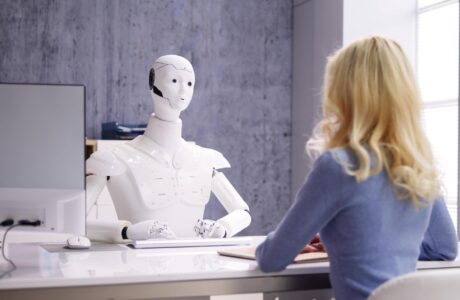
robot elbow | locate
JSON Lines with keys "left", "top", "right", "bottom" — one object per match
{"left": 244, "top": 209, "right": 252, "bottom": 226}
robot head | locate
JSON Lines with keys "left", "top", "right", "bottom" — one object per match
{"left": 149, "top": 55, "right": 195, "bottom": 120}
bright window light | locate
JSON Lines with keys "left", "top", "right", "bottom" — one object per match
{"left": 418, "top": 3, "right": 459, "bottom": 103}
{"left": 417, "top": 0, "right": 459, "bottom": 231}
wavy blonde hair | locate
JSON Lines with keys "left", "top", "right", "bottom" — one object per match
{"left": 307, "top": 36, "right": 440, "bottom": 206}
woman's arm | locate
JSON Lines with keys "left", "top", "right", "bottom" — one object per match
{"left": 419, "top": 197, "right": 458, "bottom": 261}
{"left": 255, "top": 152, "right": 350, "bottom": 272}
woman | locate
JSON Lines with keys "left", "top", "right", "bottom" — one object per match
{"left": 255, "top": 36, "right": 458, "bottom": 300}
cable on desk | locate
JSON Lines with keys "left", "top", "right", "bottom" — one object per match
{"left": 0, "top": 220, "right": 41, "bottom": 279}
{"left": 0, "top": 224, "right": 21, "bottom": 279}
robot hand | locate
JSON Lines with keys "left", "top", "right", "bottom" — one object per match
{"left": 194, "top": 219, "right": 227, "bottom": 238}
{"left": 127, "top": 220, "right": 177, "bottom": 240}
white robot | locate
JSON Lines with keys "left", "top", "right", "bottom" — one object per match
{"left": 85, "top": 55, "right": 251, "bottom": 242}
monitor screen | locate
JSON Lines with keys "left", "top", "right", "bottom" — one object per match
{"left": 0, "top": 83, "right": 85, "bottom": 190}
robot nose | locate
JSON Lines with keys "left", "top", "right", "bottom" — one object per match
{"left": 180, "top": 97, "right": 185, "bottom": 101}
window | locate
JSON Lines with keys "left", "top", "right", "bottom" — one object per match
{"left": 417, "top": 0, "right": 459, "bottom": 232}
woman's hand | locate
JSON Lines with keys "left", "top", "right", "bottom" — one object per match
{"left": 300, "top": 234, "right": 325, "bottom": 253}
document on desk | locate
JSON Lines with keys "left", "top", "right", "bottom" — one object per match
{"left": 218, "top": 247, "right": 328, "bottom": 263}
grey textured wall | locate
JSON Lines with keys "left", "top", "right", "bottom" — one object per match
{"left": 0, "top": 0, "right": 292, "bottom": 235}
{"left": 292, "top": 0, "right": 343, "bottom": 195}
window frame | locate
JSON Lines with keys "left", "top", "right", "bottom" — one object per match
{"left": 416, "top": 0, "right": 460, "bottom": 238}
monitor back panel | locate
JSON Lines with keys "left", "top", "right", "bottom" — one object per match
{"left": 0, "top": 83, "right": 85, "bottom": 190}
{"left": 0, "top": 83, "right": 85, "bottom": 235}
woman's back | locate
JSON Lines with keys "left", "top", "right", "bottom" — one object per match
{"left": 256, "top": 149, "right": 457, "bottom": 299}
{"left": 320, "top": 149, "right": 431, "bottom": 298}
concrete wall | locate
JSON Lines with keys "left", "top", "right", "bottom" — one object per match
{"left": 291, "top": 0, "right": 343, "bottom": 195}
{"left": 0, "top": 0, "right": 292, "bottom": 235}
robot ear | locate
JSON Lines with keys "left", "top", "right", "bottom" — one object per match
{"left": 149, "top": 67, "right": 164, "bottom": 97}
{"left": 149, "top": 68, "right": 155, "bottom": 90}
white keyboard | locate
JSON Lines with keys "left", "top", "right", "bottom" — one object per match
{"left": 130, "top": 236, "right": 253, "bottom": 249}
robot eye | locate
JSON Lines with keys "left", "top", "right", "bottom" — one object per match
{"left": 188, "top": 82, "right": 193, "bottom": 87}
{"left": 172, "top": 79, "right": 177, "bottom": 83}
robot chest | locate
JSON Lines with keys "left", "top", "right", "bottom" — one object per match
{"left": 127, "top": 159, "right": 213, "bottom": 210}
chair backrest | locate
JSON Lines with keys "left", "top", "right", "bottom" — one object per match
{"left": 368, "top": 269, "right": 460, "bottom": 300}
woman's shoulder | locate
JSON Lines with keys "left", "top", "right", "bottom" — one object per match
{"left": 304, "top": 149, "right": 359, "bottom": 199}
{"left": 315, "top": 148, "right": 358, "bottom": 171}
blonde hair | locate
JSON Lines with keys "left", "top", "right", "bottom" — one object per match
{"left": 307, "top": 36, "right": 440, "bottom": 206}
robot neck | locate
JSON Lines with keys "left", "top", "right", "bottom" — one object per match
{"left": 144, "top": 114, "right": 183, "bottom": 154}
{"left": 151, "top": 93, "right": 182, "bottom": 122}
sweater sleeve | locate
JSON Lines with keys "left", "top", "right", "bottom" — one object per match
{"left": 419, "top": 197, "right": 458, "bottom": 261}
{"left": 255, "top": 152, "right": 350, "bottom": 272}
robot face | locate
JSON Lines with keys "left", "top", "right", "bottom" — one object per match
{"left": 153, "top": 61, "right": 195, "bottom": 112}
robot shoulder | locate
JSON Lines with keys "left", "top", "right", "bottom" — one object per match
{"left": 189, "top": 143, "right": 231, "bottom": 170}
{"left": 86, "top": 149, "right": 127, "bottom": 176}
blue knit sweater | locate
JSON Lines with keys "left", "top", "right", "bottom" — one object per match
{"left": 256, "top": 150, "right": 458, "bottom": 300}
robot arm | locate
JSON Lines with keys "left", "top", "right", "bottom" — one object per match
{"left": 211, "top": 170, "right": 251, "bottom": 237}
{"left": 85, "top": 149, "right": 131, "bottom": 242}
{"left": 85, "top": 149, "right": 127, "bottom": 215}
{"left": 85, "top": 175, "right": 133, "bottom": 243}
{"left": 88, "top": 219, "right": 177, "bottom": 242}
{"left": 86, "top": 175, "right": 107, "bottom": 216}
{"left": 87, "top": 219, "right": 131, "bottom": 243}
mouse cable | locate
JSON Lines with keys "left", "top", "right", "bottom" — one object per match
{"left": 0, "top": 220, "right": 41, "bottom": 279}
{"left": 0, "top": 224, "right": 22, "bottom": 279}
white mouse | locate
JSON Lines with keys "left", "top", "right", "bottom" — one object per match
{"left": 66, "top": 235, "right": 91, "bottom": 249}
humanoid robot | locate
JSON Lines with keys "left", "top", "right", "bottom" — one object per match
{"left": 85, "top": 55, "right": 251, "bottom": 242}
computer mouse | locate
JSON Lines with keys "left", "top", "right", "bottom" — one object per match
{"left": 66, "top": 235, "right": 91, "bottom": 249}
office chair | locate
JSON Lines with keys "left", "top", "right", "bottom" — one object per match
{"left": 368, "top": 269, "right": 460, "bottom": 300}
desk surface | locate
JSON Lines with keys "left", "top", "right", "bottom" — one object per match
{"left": 1, "top": 237, "right": 460, "bottom": 299}
{"left": 0, "top": 237, "right": 329, "bottom": 289}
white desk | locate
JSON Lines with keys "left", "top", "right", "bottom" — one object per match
{"left": 0, "top": 237, "right": 459, "bottom": 300}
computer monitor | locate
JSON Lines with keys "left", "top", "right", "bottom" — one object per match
{"left": 0, "top": 83, "right": 86, "bottom": 235}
